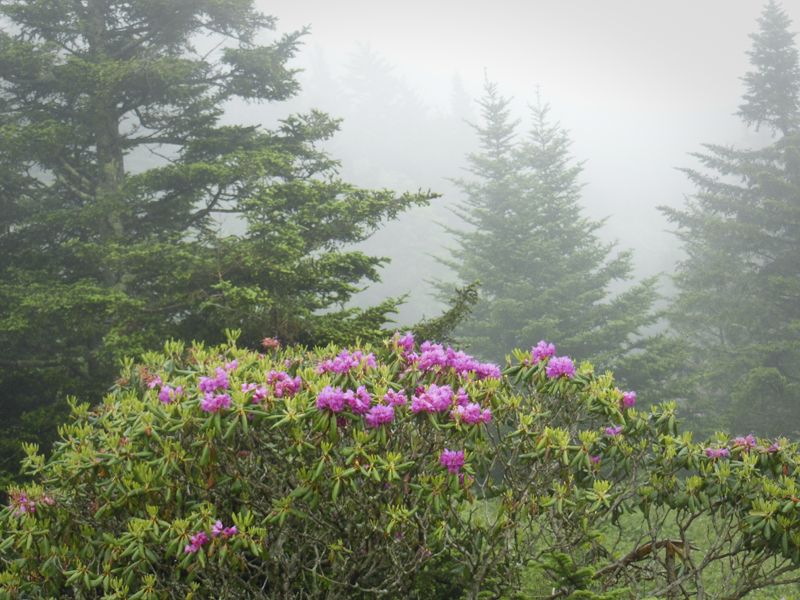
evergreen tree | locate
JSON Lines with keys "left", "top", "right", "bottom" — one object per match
{"left": 443, "top": 81, "right": 658, "bottom": 368}
{"left": 661, "top": 1, "right": 800, "bottom": 436}
{"left": 0, "top": 0, "right": 436, "bottom": 484}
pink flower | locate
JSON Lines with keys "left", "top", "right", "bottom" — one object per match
{"left": 317, "top": 386, "right": 345, "bottom": 412}
{"left": 532, "top": 341, "right": 556, "bottom": 364}
{"left": 184, "top": 531, "right": 210, "bottom": 554}
{"left": 705, "top": 448, "right": 729, "bottom": 458}
{"left": 225, "top": 359, "right": 238, "bottom": 371}
{"left": 546, "top": 356, "right": 575, "bottom": 379}
{"left": 392, "top": 331, "right": 415, "bottom": 352}
{"left": 344, "top": 386, "right": 371, "bottom": 415}
{"left": 589, "top": 456, "right": 600, "bottom": 464}
{"left": 211, "top": 520, "right": 238, "bottom": 539}
{"left": 365, "top": 405, "right": 394, "bottom": 428}
{"left": 147, "top": 375, "right": 163, "bottom": 389}
{"left": 201, "top": 393, "right": 231, "bottom": 413}
{"left": 383, "top": 389, "right": 407, "bottom": 406}
{"left": 605, "top": 426, "right": 623, "bottom": 436}
{"left": 411, "top": 384, "right": 454, "bottom": 414}
{"left": 733, "top": 435, "right": 757, "bottom": 452}
{"left": 440, "top": 449, "right": 465, "bottom": 474}
{"left": 621, "top": 391, "right": 636, "bottom": 408}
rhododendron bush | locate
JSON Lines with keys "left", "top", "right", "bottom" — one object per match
{"left": 2, "top": 332, "right": 800, "bottom": 600}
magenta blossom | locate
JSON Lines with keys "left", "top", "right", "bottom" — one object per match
{"left": 383, "top": 389, "right": 407, "bottom": 406}
{"left": 201, "top": 392, "right": 231, "bottom": 413}
{"left": 451, "top": 403, "right": 491, "bottom": 425}
{"left": 317, "top": 385, "right": 345, "bottom": 413}
{"left": 211, "top": 520, "right": 238, "bottom": 539}
{"left": 589, "top": 456, "right": 600, "bottom": 465}
{"left": 344, "top": 386, "right": 371, "bottom": 415}
{"left": 224, "top": 359, "right": 238, "bottom": 371}
{"left": 440, "top": 448, "right": 465, "bottom": 474}
{"left": 199, "top": 367, "right": 229, "bottom": 394}
{"left": 147, "top": 375, "right": 163, "bottom": 389}
{"left": 184, "top": 531, "right": 210, "bottom": 554}
{"left": 411, "top": 384, "right": 454, "bottom": 413}
{"left": 366, "top": 404, "right": 394, "bottom": 428}
{"left": 546, "top": 356, "right": 575, "bottom": 379}
{"left": 532, "top": 341, "right": 556, "bottom": 364}
{"left": 705, "top": 448, "right": 730, "bottom": 458}
{"left": 267, "top": 370, "right": 302, "bottom": 397}
{"left": 621, "top": 391, "right": 636, "bottom": 408}
{"left": 605, "top": 426, "right": 623, "bottom": 436}
{"left": 392, "top": 331, "right": 415, "bottom": 352}
{"left": 158, "top": 385, "right": 184, "bottom": 405}
{"left": 733, "top": 435, "right": 757, "bottom": 451}
{"left": 317, "top": 349, "right": 377, "bottom": 375}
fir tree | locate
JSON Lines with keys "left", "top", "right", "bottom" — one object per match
{"left": 443, "top": 81, "right": 658, "bottom": 369}
{"left": 661, "top": 1, "right": 800, "bottom": 435}
{"left": 0, "top": 0, "right": 436, "bottom": 484}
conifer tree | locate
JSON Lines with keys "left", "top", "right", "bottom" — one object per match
{"left": 0, "top": 0, "right": 436, "bottom": 484}
{"left": 443, "top": 81, "right": 658, "bottom": 368}
{"left": 661, "top": 1, "right": 800, "bottom": 435}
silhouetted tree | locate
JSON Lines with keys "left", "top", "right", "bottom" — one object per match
{"left": 660, "top": 0, "right": 800, "bottom": 435}
{"left": 443, "top": 81, "right": 658, "bottom": 368}
{"left": 0, "top": 0, "right": 435, "bottom": 485}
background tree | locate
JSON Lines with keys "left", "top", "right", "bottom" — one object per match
{"left": 0, "top": 0, "right": 437, "bottom": 486}
{"left": 660, "top": 0, "right": 800, "bottom": 436}
{"left": 442, "top": 81, "right": 659, "bottom": 371}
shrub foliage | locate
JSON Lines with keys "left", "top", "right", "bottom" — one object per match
{"left": 1, "top": 333, "right": 800, "bottom": 600}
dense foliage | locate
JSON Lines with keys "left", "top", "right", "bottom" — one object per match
{"left": 661, "top": 0, "right": 800, "bottom": 436}
{"left": 2, "top": 333, "right": 800, "bottom": 599}
{"left": 441, "top": 81, "right": 659, "bottom": 370}
{"left": 0, "top": 0, "right": 437, "bottom": 485}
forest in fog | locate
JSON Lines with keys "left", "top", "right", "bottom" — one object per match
{"left": 3, "top": 1, "right": 800, "bottom": 599}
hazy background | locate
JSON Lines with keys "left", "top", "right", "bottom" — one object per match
{"left": 233, "top": 0, "right": 800, "bottom": 326}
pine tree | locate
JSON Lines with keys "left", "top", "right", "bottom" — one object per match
{"left": 0, "top": 0, "right": 436, "bottom": 484}
{"left": 443, "top": 81, "right": 658, "bottom": 368}
{"left": 661, "top": 1, "right": 800, "bottom": 435}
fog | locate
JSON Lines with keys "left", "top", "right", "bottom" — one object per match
{"left": 243, "top": 0, "right": 798, "bottom": 325}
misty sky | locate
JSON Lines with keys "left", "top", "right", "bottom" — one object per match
{"left": 247, "top": 0, "right": 800, "bottom": 324}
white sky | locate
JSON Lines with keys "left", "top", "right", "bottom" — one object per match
{"left": 251, "top": 0, "right": 800, "bottom": 321}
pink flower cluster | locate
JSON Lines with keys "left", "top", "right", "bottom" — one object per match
{"left": 440, "top": 449, "right": 465, "bottom": 474}
{"left": 706, "top": 448, "right": 730, "bottom": 458}
{"left": 546, "top": 356, "right": 575, "bottom": 379}
{"left": 9, "top": 491, "right": 53, "bottom": 517}
{"left": 211, "top": 520, "right": 238, "bottom": 539}
{"left": 266, "top": 370, "right": 302, "bottom": 397}
{"left": 184, "top": 531, "right": 210, "bottom": 554}
{"left": 316, "top": 385, "right": 371, "bottom": 415}
{"left": 411, "top": 384, "right": 454, "bottom": 413}
{"left": 201, "top": 392, "right": 231, "bottom": 413}
{"left": 621, "top": 391, "right": 636, "bottom": 408}
{"left": 414, "top": 342, "right": 501, "bottom": 380}
{"left": 158, "top": 385, "right": 184, "bottom": 405}
{"left": 199, "top": 367, "right": 230, "bottom": 394}
{"left": 733, "top": 435, "right": 757, "bottom": 451}
{"left": 366, "top": 404, "right": 395, "bottom": 428}
{"left": 605, "top": 426, "right": 623, "bottom": 436}
{"left": 532, "top": 340, "right": 556, "bottom": 364}
{"left": 451, "top": 403, "right": 492, "bottom": 425}
{"left": 317, "top": 350, "right": 377, "bottom": 375}
{"left": 392, "top": 331, "right": 415, "bottom": 352}
{"left": 382, "top": 389, "right": 407, "bottom": 406}
{"left": 225, "top": 359, "right": 238, "bottom": 372}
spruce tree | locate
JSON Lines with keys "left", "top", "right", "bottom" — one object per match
{"left": 443, "top": 81, "right": 658, "bottom": 368}
{"left": 661, "top": 1, "right": 800, "bottom": 435}
{"left": 0, "top": 0, "right": 435, "bottom": 484}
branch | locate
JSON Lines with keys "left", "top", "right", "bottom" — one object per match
{"left": 593, "top": 539, "right": 700, "bottom": 580}
{"left": 0, "top": 356, "right": 86, "bottom": 369}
